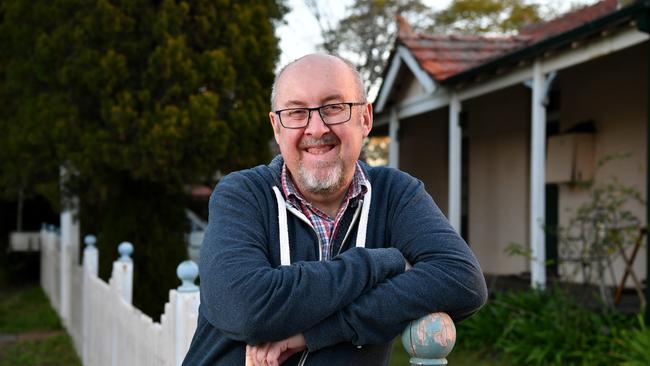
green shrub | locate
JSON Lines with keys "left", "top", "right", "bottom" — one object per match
{"left": 615, "top": 315, "right": 650, "bottom": 366}
{"left": 456, "top": 288, "right": 635, "bottom": 365}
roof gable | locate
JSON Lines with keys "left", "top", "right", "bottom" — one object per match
{"left": 374, "top": 45, "right": 437, "bottom": 113}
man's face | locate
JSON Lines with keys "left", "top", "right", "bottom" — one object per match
{"left": 269, "top": 55, "right": 372, "bottom": 196}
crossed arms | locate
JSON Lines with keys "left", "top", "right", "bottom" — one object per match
{"left": 199, "top": 171, "right": 487, "bottom": 363}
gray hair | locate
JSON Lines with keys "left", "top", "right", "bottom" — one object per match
{"left": 270, "top": 54, "right": 368, "bottom": 110}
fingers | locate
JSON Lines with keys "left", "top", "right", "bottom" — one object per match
{"left": 255, "top": 343, "right": 272, "bottom": 366}
{"left": 265, "top": 342, "right": 285, "bottom": 366}
{"left": 245, "top": 345, "right": 254, "bottom": 366}
{"left": 248, "top": 341, "right": 287, "bottom": 366}
{"left": 247, "top": 334, "right": 307, "bottom": 366}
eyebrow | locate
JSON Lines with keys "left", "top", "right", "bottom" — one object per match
{"left": 282, "top": 94, "right": 346, "bottom": 108}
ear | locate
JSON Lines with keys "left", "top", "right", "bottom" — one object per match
{"left": 361, "top": 103, "right": 373, "bottom": 137}
{"left": 269, "top": 111, "right": 281, "bottom": 145}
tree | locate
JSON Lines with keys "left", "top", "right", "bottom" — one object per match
{"left": 0, "top": 0, "right": 285, "bottom": 318}
{"left": 308, "top": 0, "right": 434, "bottom": 95}
{"left": 429, "top": 0, "right": 543, "bottom": 35}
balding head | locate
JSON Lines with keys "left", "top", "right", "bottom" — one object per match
{"left": 271, "top": 54, "right": 367, "bottom": 110}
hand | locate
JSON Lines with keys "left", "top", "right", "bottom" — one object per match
{"left": 246, "top": 333, "right": 306, "bottom": 366}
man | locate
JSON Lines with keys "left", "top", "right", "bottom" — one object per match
{"left": 183, "top": 54, "right": 487, "bottom": 366}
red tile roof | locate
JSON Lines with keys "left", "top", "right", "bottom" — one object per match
{"left": 519, "top": 0, "right": 618, "bottom": 39}
{"left": 399, "top": 34, "right": 531, "bottom": 81}
{"left": 399, "top": 0, "right": 619, "bottom": 81}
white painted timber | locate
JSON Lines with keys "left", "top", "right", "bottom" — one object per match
{"left": 175, "top": 291, "right": 200, "bottom": 366}
{"left": 374, "top": 92, "right": 451, "bottom": 128}
{"left": 112, "top": 243, "right": 134, "bottom": 305}
{"left": 459, "top": 27, "right": 648, "bottom": 102}
{"left": 458, "top": 65, "right": 533, "bottom": 102}
{"left": 60, "top": 210, "right": 73, "bottom": 326}
{"left": 530, "top": 61, "right": 547, "bottom": 289}
{"left": 540, "top": 28, "right": 649, "bottom": 74}
{"left": 375, "top": 54, "right": 403, "bottom": 113}
{"left": 40, "top": 229, "right": 200, "bottom": 366}
{"left": 398, "top": 92, "right": 451, "bottom": 120}
{"left": 397, "top": 46, "right": 436, "bottom": 94}
{"left": 389, "top": 108, "right": 400, "bottom": 169}
{"left": 40, "top": 227, "right": 60, "bottom": 312}
{"left": 448, "top": 94, "right": 462, "bottom": 232}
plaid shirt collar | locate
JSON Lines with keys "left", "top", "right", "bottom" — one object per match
{"left": 280, "top": 162, "right": 368, "bottom": 216}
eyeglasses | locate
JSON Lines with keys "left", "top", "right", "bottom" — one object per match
{"left": 274, "top": 102, "right": 366, "bottom": 129}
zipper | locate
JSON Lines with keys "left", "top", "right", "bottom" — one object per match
{"left": 297, "top": 350, "right": 309, "bottom": 366}
{"left": 336, "top": 201, "right": 363, "bottom": 256}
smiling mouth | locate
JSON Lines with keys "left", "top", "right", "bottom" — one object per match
{"left": 305, "top": 145, "right": 336, "bottom": 155}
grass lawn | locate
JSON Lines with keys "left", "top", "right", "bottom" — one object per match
{"left": 0, "top": 285, "right": 81, "bottom": 366}
{"left": 390, "top": 337, "right": 504, "bottom": 366}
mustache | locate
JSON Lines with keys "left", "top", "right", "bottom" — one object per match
{"left": 299, "top": 135, "right": 340, "bottom": 149}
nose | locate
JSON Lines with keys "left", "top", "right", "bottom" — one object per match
{"left": 304, "top": 110, "right": 330, "bottom": 138}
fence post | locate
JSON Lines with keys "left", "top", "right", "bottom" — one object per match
{"left": 83, "top": 235, "right": 99, "bottom": 277}
{"left": 59, "top": 222, "right": 71, "bottom": 326}
{"left": 175, "top": 260, "right": 200, "bottom": 366}
{"left": 40, "top": 224, "right": 48, "bottom": 291}
{"left": 401, "top": 312, "right": 456, "bottom": 365}
{"left": 111, "top": 242, "right": 134, "bottom": 304}
{"left": 82, "top": 234, "right": 98, "bottom": 365}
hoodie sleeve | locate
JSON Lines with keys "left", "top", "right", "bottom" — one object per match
{"left": 302, "top": 172, "right": 488, "bottom": 351}
{"left": 198, "top": 172, "right": 406, "bottom": 344}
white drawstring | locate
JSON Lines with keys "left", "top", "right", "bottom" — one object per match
{"left": 272, "top": 186, "right": 291, "bottom": 266}
{"left": 355, "top": 180, "right": 372, "bottom": 248}
{"left": 273, "top": 179, "right": 371, "bottom": 263}
{"left": 272, "top": 180, "right": 372, "bottom": 365}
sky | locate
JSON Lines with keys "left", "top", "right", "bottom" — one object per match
{"left": 276, "top": 0, "right": 599, "bottom": 69}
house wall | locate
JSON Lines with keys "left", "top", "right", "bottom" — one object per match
{"left": 555, "top": 43, "right": 647, "bottom": 286}
{"left": 398, "top": 108, "right": 449, "bottom": 214}
{"left": 465, "top": 85, "right": 530, "bottom": 275}
{"left": 402, "top": 75, "right": 427, "bottom": 100}
{"left": 390, "top": 70, "right": 421, "bottom": 102}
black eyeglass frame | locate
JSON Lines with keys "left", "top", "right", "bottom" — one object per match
{"left": 274, "top": 102, "right": 367, "bottom": 129}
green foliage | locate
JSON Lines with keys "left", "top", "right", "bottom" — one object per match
{"left": 313, "top": 0, "right": 433, "bottom": 91}
{"left": 0, "top": 286, "right": 62, "bottom": 334}
{"left": 429, "top": 0, "right": 543, "bottom": 35}
{"left": 456, "top": 289, "right": 636, "bottom": 365}
{"left": 555, "top": 156, "right": 646, "bottom": 306}
{"left": 615, "top": 315, "right": 650, "bottom": 366}
{"left": 0, "top": 0, "right": 285, "bottom": 318}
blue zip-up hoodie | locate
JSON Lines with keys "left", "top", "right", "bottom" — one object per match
{"left": 183, "top": 156, "right": 487, "bottom": 365}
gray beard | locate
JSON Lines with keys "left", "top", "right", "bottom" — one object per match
{"left": 297, "top": 159, "right": 344, "bottom": 195}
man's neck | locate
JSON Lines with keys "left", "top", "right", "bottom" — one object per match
{"left": 299, "top": 183, "right": 350, "bottom": 218}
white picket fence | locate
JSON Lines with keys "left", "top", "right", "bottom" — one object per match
{"left": 40, "top": 226, "right": 199, "bottom": 366}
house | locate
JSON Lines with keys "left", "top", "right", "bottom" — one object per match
{"left": 373, "top": 0, "right": 649, "bottom": 296}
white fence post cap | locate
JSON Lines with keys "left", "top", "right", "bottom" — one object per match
{"left": 84, "top": 235, "right": 97, "bottom": 247}
{"left": 176, "top": 260, "right": 199, "bottom": 292}
{"left": 118, "top": 242, "right": 134, "bottom": 262}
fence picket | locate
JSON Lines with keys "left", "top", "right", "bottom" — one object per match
{"left": 39, "top": 229, "right": 199, "bottom": 366}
